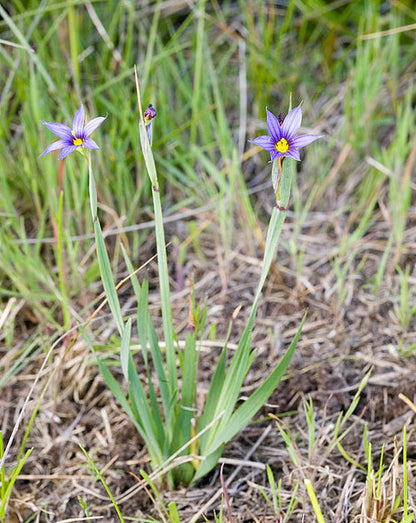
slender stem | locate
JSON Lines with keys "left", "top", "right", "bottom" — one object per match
{"left": 202, "top": 158, "right": 293, "bottom": 454}
{"left": 134, "top": 67, "right": 178, "bottom": 412}
{"left": 87, "top": 152, "right": 97, "bottom": 219}
{"left": 152, "top": 185, "right": 177, "bottom": 396}
{"left": 87, "top": 152, "right": 124, "bottom": 336}
{"left": 252, "top": 158, "right": 292, "bottom": 311}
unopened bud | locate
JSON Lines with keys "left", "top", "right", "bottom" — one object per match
{"left": 144, "top": 104, "right": 156, "bottom": 123}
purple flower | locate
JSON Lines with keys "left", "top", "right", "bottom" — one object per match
{"left": 250, "top": 103, "right": 322, "bottom": 162}
{"left": 40, "top": 104, "right": 106, "bottom": 160}
{"left": 144, "top": 104, "right": 156, "bottom": 123}
{"left": 144, "top": 104, "right": 156, "bottom": 144}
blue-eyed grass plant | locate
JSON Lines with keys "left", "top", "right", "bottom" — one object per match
{"left": 39, "top": 76, "right": 321, "bottom": 487}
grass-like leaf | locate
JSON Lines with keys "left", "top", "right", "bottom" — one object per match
{"left": 79, "top": 444, "right": 125, "bottom": 523}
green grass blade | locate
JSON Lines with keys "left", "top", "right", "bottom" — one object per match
{"left": 80, "top": 328, "right": 138, "bottom": 430}
{"left": 304, "top": 478, "right": 325, "bottom": 523}
{"left": 192, "top": 445, "right": 224, "bottom": 484}
{"left": 87, "top": 158, "right": 123, "bottom": 336}
{"left": 120, "top": 317, "right": 132, "bottom": 383}
{"left": 147, "top": 313, "right": 171, "bottom": 423}
{"left": 172, "top": 332, "right": 198, "bottom": 455}
{"left": 127, "top": 353, "right": 165, "bottom": 466}
{"left": 196, "top": 346, "right": 227, "bottom": 448}
{"left": 119, "top": 256, "right": 169, "bottom": 444}
{"left": 93, "top": 218, "right": 124, "bottom": 337}
{"left": 190, "top": 0, "right": 207, "bottom": 145}
{"left": 137, "top": 279, "right": 150, "bottom": 369}
{"left": 88, "top": 155, "right": 98, "bottom": 220}
{"left": 180, "top": 332, "right": 198, "bottom": 414}
{"left": 205, "top": 315, "right": 305, "bottom": 459}
{"left": 0, "top": 4, "right": 57, "bottom": 93}
{"left": 96, "top": 357, "right": 135, "bottom": 425}
{"left": 79, "top": 444, "right": 125, "bottom": 523}
{"left": 0, "top": 447, "right": 33, "bottom": 519}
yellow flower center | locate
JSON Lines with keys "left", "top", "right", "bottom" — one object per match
{"left": 275, "top": 138, "right": 289, "bottom": 153}
{"left": 72, "top": 131, "right": 84, "bottom": 146}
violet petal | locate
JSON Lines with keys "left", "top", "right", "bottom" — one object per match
{"left": 282, "top": 104, "right": 302, "bottom": 141}
{"left": 40, "top": 122, "right": 72, "bottom": 141}
{"left": 266, "top": 109, "right": 282, "bottom": 142}
{"left": 39, "top": 140, "right": 65, "bottom": 157}
{"left": 250, "top": 135, "right": 275, "bottom": 151}
{"left": 84, "top": 116, "right": 106, "bottom": 137}
{"left": 72, "top": 105, "right": 85, "bottom": 137}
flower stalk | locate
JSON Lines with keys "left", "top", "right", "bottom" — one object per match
{"left": 134, "top": 67, "right": 177, "bottom": 404}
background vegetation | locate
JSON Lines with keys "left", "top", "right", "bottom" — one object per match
{"left": 1, "top": 0, "right": 416, "bottom": 521}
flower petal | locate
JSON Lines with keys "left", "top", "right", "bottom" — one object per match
{"left": 146, "top": 121, "right": 153, "bottom": 143}
{"left": 59, "top": 145, "right": 79, "bottom": 159}
{"left": 266, "top": 109, "right": 282, "bottom": 142}
{"left": 39, "top": 140, "right": 66, "bottom": 157}
{"left": 72, "top": 104, "right": 85, "bottom": 137}
{"left": 286, "top": 149, "right": 301, "bottom": 161}
{"left": 84, "top": 115, "right": 106, "bottom": 136}
{"left": 250, "top": 135, "right": 275, "bottom": 151}
{"left": 291, "top": 134, "right": 323, "bottom": 149}
{"left": 282, "top": 103, "right": 302, "bottom": 141}
{"left": 40, "top": 121, "right": 72, "bottom": 141}
{"left": 270, "top": 150, "right": 279, "bottom": 162}
{"left": 83, "top": 137, "right": 100, "bottom": 150}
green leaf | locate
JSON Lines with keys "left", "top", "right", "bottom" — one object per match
{"left": 181, "top": 332, "right": 198, "bottom": 412}
{"left": 96, "top": 358, "right": 135, "bottom": 424}
{"left": 172, "top": 332, "right": 198, "bottom": 454}
{"left": 147, "top": 316, "right": 171, "bottom": 423}
{"left": 120, "top": 318, "right": 132, "bottom": 383}
{"left": 79, "top": 444, "right": 125, "bottom": 523}
{"left": 135, "top": 69, "right": 177, "bottom": 403}
{"left": 137, "top": 279, "right": 150, "bottom": 370}
{"left": 93, "top": 218, "right": 124, "bottom": 337}
{"left": 196, "top": 345, "right": 227, "bottom": 447}
{"left": 192, "top": 445, "right": 224, "bottom": 484}
{"left": 88, "top": 154, "right": 98, "bottom": 218}
{"left": 168, "top": 501, "right": 180, "bottom": 523}
{"left": 205, "top": 315, "right": 305, "bottom": 456}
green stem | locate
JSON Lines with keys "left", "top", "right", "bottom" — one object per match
{"left": 152, "top": 185, "right": 177, "bottom": 398}
{"left": 252, "top": 158, "right": 292, "bottom": 311}
{"left": 134, "top": 69, "right": 178, "bottom": 420}
{"left": 87, "top": 153, "right": 98, "bottom": 219}
{"left": 87, "top": 153, "right": 124, "bottom": 336}
{"left": 201, "top": 157, "right": 293, "bottom": 455}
